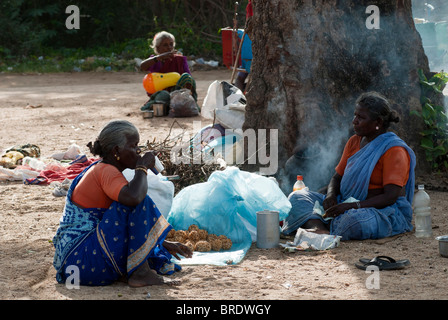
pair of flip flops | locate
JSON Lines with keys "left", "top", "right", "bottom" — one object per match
{"left": 355, "top": 256, "right": 410, "bottom": 270}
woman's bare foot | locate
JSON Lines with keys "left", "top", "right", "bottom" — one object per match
{"left": 128, "top": 261, "right": 180, "bottom": 288}
{"left": 302, "top": 219, "right": 330, "bottom": 235}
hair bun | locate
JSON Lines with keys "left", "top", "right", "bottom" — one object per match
{"left": 389, "top": 110, "right": 400, "bottom": 123}
{"left": 87, "top": 140, "right": 102, "bottom": 156}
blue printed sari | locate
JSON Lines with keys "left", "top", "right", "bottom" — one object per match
{"left": 282, "top": 132, "right": 416, "bottom": 240}
{"left": 53, "top": 161, "right": 179, "bottom": 285}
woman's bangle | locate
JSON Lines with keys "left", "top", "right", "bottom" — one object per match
{"left": 135, "top": 166, "right": 147, "bottom": 175}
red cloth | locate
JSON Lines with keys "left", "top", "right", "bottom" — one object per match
{"left": 25, "top": 158, "right": 98, "bottom": 185}
{"left": 246, "top": 0, "right": 253, "bottom": 18}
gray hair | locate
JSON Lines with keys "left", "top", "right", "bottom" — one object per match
{"left": 151, "top": 31, "right": 176, "bottom": 54}
{"left": 87, "top": 120, "right": 138, "bottom": 158}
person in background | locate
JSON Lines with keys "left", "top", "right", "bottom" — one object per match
{"left": 140, "top": 31, "right": 197, "bottom": 109}
{"left": 281, "top": 92, "right": 416, "bottom": 241}
{"left": 53, "top": 120, "right": 192, "bottom": 287}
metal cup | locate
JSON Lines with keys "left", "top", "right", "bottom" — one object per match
{"left": 256, "top": 210, "right": 280, "bottom": 249}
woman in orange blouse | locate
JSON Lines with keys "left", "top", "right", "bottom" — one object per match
{"left": 281, "top": 92, "right": 416, "bottom": 240}
{"left": 53, "top": 120, "right": 192, "bottom": 287}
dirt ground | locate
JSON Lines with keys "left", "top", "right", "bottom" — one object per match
{"left": 1, "top": 68, "right": 448, "bottom": 302}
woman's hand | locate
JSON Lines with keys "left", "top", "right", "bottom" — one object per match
{"left": 157, "top": 50, "right": 177, "bottom": 62}
{"left": 136, "top": 151, "right": 155, "bottom": 170}
{"left": 163, "top": 240, "right": 193, "bottom": 260}
{"left": 322, "top": 194, "right": 338, "bottom": 211}
{"left": 323, "top": 202, "right": 354, "bottom": 219}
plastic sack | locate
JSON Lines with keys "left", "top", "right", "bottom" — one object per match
{"left": 0, "top": 166, "right": 40, "bottom": 181}
{"left": 215, "top": 108, "right": 245, "bottom": 130}
{"left": 169, "top": 89, "right": 199, "bottom": 117}
{"left": 207, "top": 167, "right": 291, "bottom": 241}
{"left": 167, "top": 171, "right": 252, "bottom": 266}
{"left": 51, "top": 143, "right": 82, "bottom": 161}
{"left": 201, "top": 80, "right": 223, "bottom": 120}
{"left": 123, "top": 169, "right": 174, "bottom": 217}
{"left": 201, "top": 81, "right": 246, "bottom": 124}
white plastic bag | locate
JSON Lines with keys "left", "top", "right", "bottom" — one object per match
{"left": 201, "top": 80, "right": 223, "bottom": 120}
{"left": 281, "top": 228, "right": 341, "bottom": 251}
{"left": 215, "top": 108, "right": 245, "bottom": 130}
{"left": 122, "top": 169, "right": 174, "bottom": 217}
{"left": 51, "top": 143, "right": 82, "bottom": 161}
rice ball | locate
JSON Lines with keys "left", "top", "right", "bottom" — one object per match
{"left": 174, "top": 230, "right": 188, "bottom": 243}
{"left": 210, "top": 239, "right": 222, "bottom": 251}
{"left": 207, "top": 233, "right": 218, "bottom": 242}
{"left": 188, "top": 224, "right": 199, "bottom": 232}
{"left": 195, "top": 240, "right": 211, "bottom": 252}
{"left": 167, "top": 229, "right": 176, "bottom": 238}
{"left": 197, "top": 229, "right": 208, "bottom": 240}
{"left": 185, "top": 240, "right": 195, "bottom": 252}
{"left": 188, "top": 230, "right": 200, "bottom": 242}
{"left": 221, "top": 237, "right": 232, "bottom": 250}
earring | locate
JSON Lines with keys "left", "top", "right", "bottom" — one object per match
{"left": 376, "top": 126, "right": 379, "bottom": 130}
{"left": 115, "top": 154, "right": 120, "bottom": 161}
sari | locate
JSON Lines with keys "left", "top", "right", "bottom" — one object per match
{"left": 53, "top": 161, "right": 179, "bottom": 285}
{"left": 146, "top": 55, "right": 197, "bottom": 102}
{"left": 281, "top": 132, "right": 416, "bottom": 240}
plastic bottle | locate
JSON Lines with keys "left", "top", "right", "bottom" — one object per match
{"left": 293, "top": 175, "right": 306, "bottom": 192}
{"left": 413, "top": 184, "right": 433, "bottom": 238}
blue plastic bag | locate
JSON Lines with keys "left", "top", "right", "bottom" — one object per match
{"left": 167, "top": 167, "right": 291, "bottom": 265}
{"left": 208, "top": 167, "right": 291, "bottom": 233}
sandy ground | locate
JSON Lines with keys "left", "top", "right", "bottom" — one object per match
{"left": 1, "top": 68, "right": 448, "bottom": 302}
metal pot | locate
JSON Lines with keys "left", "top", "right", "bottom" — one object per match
{"left": 436, "top": 235, "right": 448, "bottom": 258}
{"left": 153, "top": 103, "right": 165, "bottom": 117}
{"left": 142, "top": 110, "right": 154, "bottom": 119}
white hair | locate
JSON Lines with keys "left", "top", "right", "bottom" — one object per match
{"left": 151, "top": 31, "right": 176, "bottom": 54}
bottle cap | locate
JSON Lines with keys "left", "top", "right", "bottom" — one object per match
{"left": 297, "top": 175, "right": 303, "bottom": 180}
{"left": 418, "top": 184, "right": 425, "bottom": 190}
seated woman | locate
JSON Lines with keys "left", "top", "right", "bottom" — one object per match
{"left": 140, "top": 31, "right": 197, "bottom": 109}
{"left": 281, "top": 92, "right": 416, "bottom": 240}
{"left": 53, "top": 120, "right": 192, "bottom": 287}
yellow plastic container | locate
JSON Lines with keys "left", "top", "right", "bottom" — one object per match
{"left": 143, "top": 72, "right": 180, "bottom": 94}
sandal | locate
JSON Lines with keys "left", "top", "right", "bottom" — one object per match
{"left": 355, "top": 255, "right": 410, "bottom": 271}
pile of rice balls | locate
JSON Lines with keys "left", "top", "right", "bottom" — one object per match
{"left": 166, "top": 224, "right": 232, "bottom": 252}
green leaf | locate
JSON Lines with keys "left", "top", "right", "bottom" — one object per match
{"left": 418, "top": 69, "right": 427, "bottom": 82}
{"left": 421, "top": 137, "right": 434, "bottom": 149}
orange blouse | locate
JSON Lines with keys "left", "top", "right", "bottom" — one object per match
{"left": 335, "top": 135, "right": 410, "bottom": 189}
{"left": 71, "top": 162, "right": 128, "bottom": 209}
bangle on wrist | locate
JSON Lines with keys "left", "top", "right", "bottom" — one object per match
{"left": 135, "top": 166, "right": 147, "bottom": 175}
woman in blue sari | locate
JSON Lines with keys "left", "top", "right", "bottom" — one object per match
{"left": 53, "top": 120, "right": 192, "bottom": 287}
{"left": 282, "top": 92, "right": 416, "bottom": 240}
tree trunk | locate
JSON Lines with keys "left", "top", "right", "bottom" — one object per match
{"left": 243, "top": 0, "right": 434, "bottom": 193}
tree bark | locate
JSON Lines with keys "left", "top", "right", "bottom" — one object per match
{"left": 243, "top": 0, "right": 435, "bottom": 193}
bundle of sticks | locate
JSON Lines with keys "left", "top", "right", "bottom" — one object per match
{"left": 141, "top": 120, "right": 223, "bottom": 194}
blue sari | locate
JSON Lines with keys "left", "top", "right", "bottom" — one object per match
{"left": 282, "top": 132, "right": 416, "bottom": 240}
{"left": 53, "top": 161, "right": 179, "bottom": 285}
